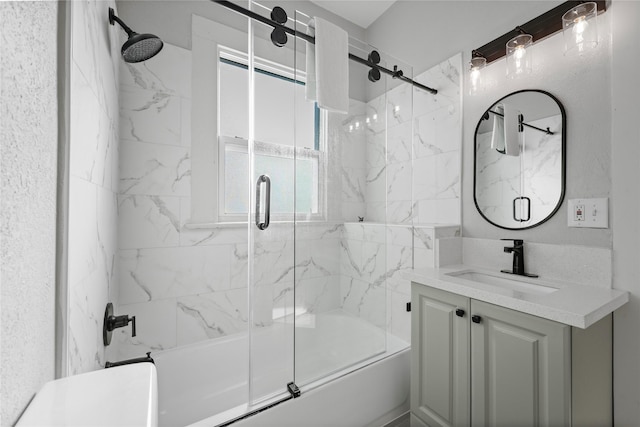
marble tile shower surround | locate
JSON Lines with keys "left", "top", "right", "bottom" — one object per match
{"left": 67, "top": 0, "right": 120, "bottom": 375}
{"left": 364, "top": 53, "right": 462, "bottom": 225}
{"left": 113, "top": 39, "right": 463, "bottom": 358}
{"left": 476, "top": 115, "right": 563, "bottom": 227}
{"left": 341, "top": 222, "right": 460, "bottom": 343}
{"left": 113, "top": 41, "right": 363, "bottom": 359}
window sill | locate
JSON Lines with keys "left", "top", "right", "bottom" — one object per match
{"left": 184, "top": 218, "right": 338, "bottom": 230}
{"left": 183, "top": 221, "right": 247, "bottom": 230}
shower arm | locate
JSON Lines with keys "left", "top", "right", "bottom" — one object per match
{"left": 109, "top": 8, "right": 136, "bottom": 37}
{"left": 212, "top": 0, "right": 438, "bottom": 95}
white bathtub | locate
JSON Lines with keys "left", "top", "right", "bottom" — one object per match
{"left": 154, "top": 310, "right": 410, "bottom": 427}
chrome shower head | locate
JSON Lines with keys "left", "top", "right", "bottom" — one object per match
{"left": 109, "top": 8, "right": 163, "bottom": 63}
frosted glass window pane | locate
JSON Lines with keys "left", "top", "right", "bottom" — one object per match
{"left": 225, "top": 149, "right": 249, "bottom": 214}
{"left": 255, "top": 154, "right": 317, "bottom": 214}
{"left": 295, "top": 159, "right": 315, "bottom": 214}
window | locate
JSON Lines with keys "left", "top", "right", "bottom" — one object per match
{"left": 218, "top": 49, "right": 325, "bottom": 222}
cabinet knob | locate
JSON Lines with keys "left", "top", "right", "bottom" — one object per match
{"left": 471, "top": 315, "right": 482, "bottom": 324}
{"left": 455, "top": 308, "right": 465, "bottom": 317}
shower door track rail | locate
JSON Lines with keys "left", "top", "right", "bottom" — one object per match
{"left": 213, "top": 0, "right": 438, "bottom": 95}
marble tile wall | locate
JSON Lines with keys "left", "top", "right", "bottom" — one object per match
{"left": 67, "top": 0, "right": 120, "bottom": 375}
{"left": 113, "top": 42, "right": 345, "bottom": 359}
{"left": 412, "top": 53, "right": 462, "bottom": 225}
{"left": 327, "top": 100, "right": 367, "bottom": 223}
{"left": 113, "top": 41, "right": 462, "bottom": 355}
{"left": 340, "top": 222, "right": 460, "bottom": 342}
{"left": 344, "top": 54, "right": 462, "bottom": 342}
{"left": 363, "top": 53, "right": 462, "bottom": 226}
{"left": 114, "top": 42, "right": 229, "bottom": 359}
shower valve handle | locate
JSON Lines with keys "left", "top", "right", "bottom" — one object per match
{"left": 103, "top": 303, "right": 136, "bottom": 346}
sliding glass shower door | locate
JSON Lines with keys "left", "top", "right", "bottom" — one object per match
{"left": 291, "top": 9, "right": 388, "bottom": 390}
{"left": 245, "top": 0, "right": 297, "bottom": 406}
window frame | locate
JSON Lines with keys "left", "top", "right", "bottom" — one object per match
{"left": 216, "top": 50, "right": 327, "bottom": 223}
{"left": 218, "top": 136, "right": 326, "bottom": 223}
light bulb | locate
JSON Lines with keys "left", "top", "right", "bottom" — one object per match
{"left": 572, "top": 17, "right": 588, "bottom": 49}
{"left": 470, "top": 68, "right": 480, "bottom": 85}
{"left": 574, "top": 16, "right": 589, "bottom": 35}
{"left": 468, "top": 56, "right": 486, "bottom": 95}
{"left": 562, "top": 2, "right": 598, "bottom": 55}
{"left": 506, "top": 34, "right": 532, "bottom": 78}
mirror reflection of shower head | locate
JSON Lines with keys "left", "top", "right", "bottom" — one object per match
{"left": 108, "top": 8, "right": 163, "bottom": 63}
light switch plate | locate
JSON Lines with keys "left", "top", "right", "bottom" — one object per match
{"left": 567, "top": 198, "right": 608, "bottom": 228}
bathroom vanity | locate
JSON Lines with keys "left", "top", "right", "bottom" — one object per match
{"left": 409, "top": 265, "right": 628, "bottom": 427}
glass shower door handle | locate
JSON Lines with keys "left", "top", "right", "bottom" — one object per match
{"left": 255, "top": 174, "right": 271, "bottom": 230}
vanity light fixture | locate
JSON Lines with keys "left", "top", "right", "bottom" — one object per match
{"left": 562, "top": 2, "right": 598, "bottom": 55}
{"left": 506, "top": 30, "right": 533, "bottom": 78}
{"left": 470, "top": 1, "right": 608, "bottom": 69}
{"left": 469, "top": 52, "right": 487, "bottom": 95}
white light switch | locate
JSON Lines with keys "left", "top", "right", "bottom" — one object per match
{"left": 567, "top": 198, "right": 608, "bottom": 228}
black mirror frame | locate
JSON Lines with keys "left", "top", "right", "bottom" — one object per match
{"left": 473, "top": 89, "right": 567, "bottom": 230}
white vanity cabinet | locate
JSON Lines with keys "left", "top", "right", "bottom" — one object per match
{"left": 411, "top": 283, "right": 612, "bottom": 427}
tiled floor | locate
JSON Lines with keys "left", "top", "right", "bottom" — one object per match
{"left": 382, "top": 412, "right": 410, "bottom": 427}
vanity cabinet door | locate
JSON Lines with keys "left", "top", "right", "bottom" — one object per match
{"left": 470, "top": 300, "right": 571, "bottom": 427}
{"left": 411, "top": 284, "right": 470, "bottom": 427}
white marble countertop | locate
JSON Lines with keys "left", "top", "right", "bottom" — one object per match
{"left": 408, "top": 264, "right": 629, "bottom": 329}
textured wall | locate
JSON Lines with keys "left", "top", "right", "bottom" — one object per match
{"left": 0, "top": 2, "right": 58, "bottom": 424}
{"left": 462, "top": 15, "right": 612, "bottom": 247}
{"left": 66, "top": 0, "right": 120, "bottom": 375}
{"left": 611, "top": 2, "right": 640, "bottom": 425}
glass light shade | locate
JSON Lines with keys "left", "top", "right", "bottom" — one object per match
{"left": 562, "top": 2, "right": 598, "bottom": 55}
{"left": 506, "top": 34, "right": 533, "bottom": 79}
{"left": 469, "top": 56, "right": 486, "bottom": 95}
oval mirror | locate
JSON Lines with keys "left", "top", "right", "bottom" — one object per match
{"left": 474, "top": 90, "right": 566, "bottom": 230}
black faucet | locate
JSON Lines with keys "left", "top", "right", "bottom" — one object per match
{"left": 501, "top": 239, "right": 538, "bottom": 278}
{"left": 103, "top": 302, "right": 136, "bottom": 346}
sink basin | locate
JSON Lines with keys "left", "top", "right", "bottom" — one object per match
{"left": 17, "top": 363, "right": 157, "bottom": 427}
{"left": 446, "top": 270, "right": 558, "bottom": 296}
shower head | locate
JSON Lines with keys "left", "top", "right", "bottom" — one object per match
{"left": 109, "top": 8, "right": 163, "bottom": 63}
{"left": 121, "top": 33, "right": 164, "bottom": 63}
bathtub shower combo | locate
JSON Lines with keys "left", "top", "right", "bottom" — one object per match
{"left": 104, "top": 1, "right": 459, "bottom": 426}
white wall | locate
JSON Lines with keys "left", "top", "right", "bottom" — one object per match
{"left": 462, "top": 18, "right": 611, "bottom": 247}
{"left": 611, "top": 1, "right": 640, "bottom": 424}
{"left": 367, "top": 0, "right": 639, "bottom": 423}
{"left": 0, "top": 2, "right": 58, "bottom": 424}
{"left": 367, "top": 1, "right": 563, "bottom": 76}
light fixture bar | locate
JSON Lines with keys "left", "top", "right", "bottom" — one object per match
{"left": 473, "top": 0, "right": 608, "bottom": 65}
